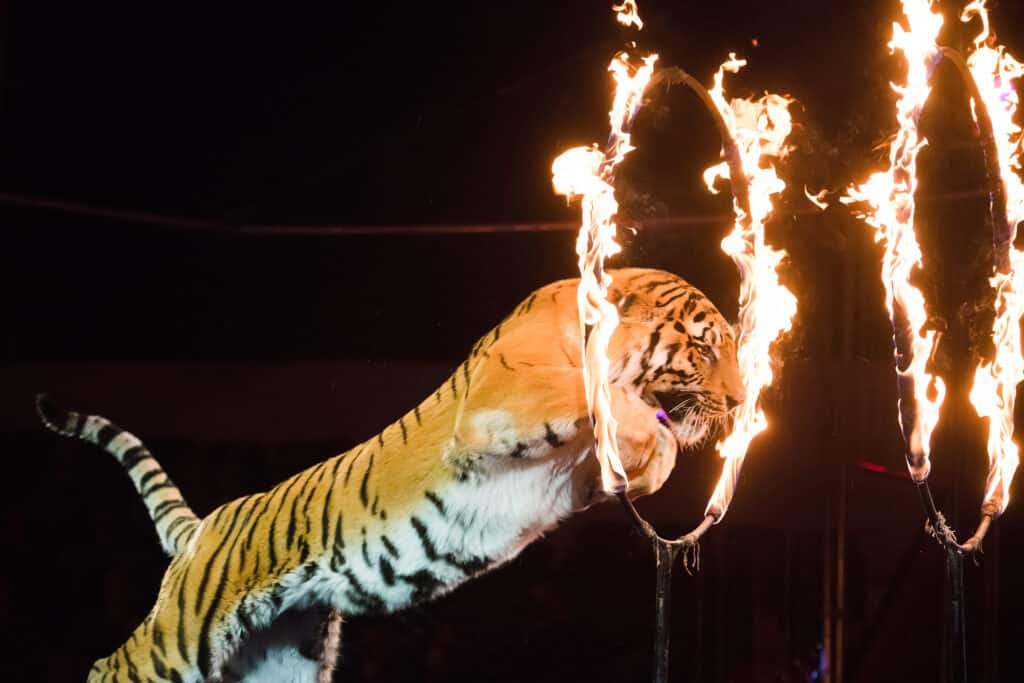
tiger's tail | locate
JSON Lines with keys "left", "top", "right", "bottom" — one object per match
{"left": 36, "top": 394, "right": 200, "bottom": 556}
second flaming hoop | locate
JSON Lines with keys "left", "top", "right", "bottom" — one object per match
{"left": 844, "top": 0, "right": 1024, "bottom": 552}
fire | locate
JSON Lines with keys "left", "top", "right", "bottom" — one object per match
{"left": 702, "top": 56, "right": 798, "bottom": 519}
{"left": 961, "top": 0, "right": 1024, "bottom": 516}
{"left": 841, "top": 0, "right": 946, "bottom": 483}
{"left": 612, "top": 1, "right": 643, "bottom": 30}
{"left": 552, "top": 8, "right": 657, "bottom": 493}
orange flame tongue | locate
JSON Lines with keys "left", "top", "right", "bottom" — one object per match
{"left": 961, "top": 0, "right": 1024, "bottom": 516}
{"left": 842, "top": 0, "right": 946, "bottom": 483}
{"left": 702, "top": 57, "right": 797, "bottom": 519}
{"left": 552, "top": 13, "right": 657, "bottom": 494}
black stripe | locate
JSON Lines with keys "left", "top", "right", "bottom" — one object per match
{"left": 94, "top": 423, "right": 119, "bottom": 448}
{"left": 344, "top": 450, "right": 360, "bottom": 486}
{"left": 176, "top": 565, "right": 192, "bottom": 665}
{"left": 286, "top": 486, "right": 304, "bottom": 552}
{"left": 240, "top": 492, "right": 272, "bottom": 558}
{"left": 499, "top": 353, "right": 513, "bottom": 371}
{"left": 682, "top": 292, "right": 701, "bottom": 315}
{"left": 152, "top": 500, "right": 189, "bottom": 523}
{"left": 361, "top": 537, "right": 372, "bottom": 566}
{"left": 656, "top": 291, "right": 688, "bottom": 307}
{"left": 424, "top": 491, "right": 446, "bottom": 517}
{"left": 398, "top": 569, "right": 444, "bottom": 603}
{"left": 143, "top": 480, "right": 178, "bottom": 499}
{"left": 444, "top": 553, "right": 491, "bottom": 575}
{"left": 523, "top": 292, "right": 538, "bottom": 313}
{"left": 151, "top": 650, "right": 169, "bottom": 679}
{"left": 381, "top": 534, "right": 400, "bottom": 558}
{"left": 138, "top": 468, "right": 165, "bottom": 490}
{"left": 544, "top": 423, "right": 564, "bottom": 448}
{"left": 120, "top": 644, "right": 143, "bottom": 683}
{"left": 164, "top": 515, "right": 193, "bottom": 543}
{"left": 241, "top": 488, "right": 282, "bottom": 569}
{"left": 663, "top": 342, "right": 682, "bottom": 368}
{"left": 330, "top": 508, "right": 346, "bottom": 571}
{"left": 359, "top": 453, "right": 375, "bottom": 508}
{"left": 633, "top": 325, "right": 664, "bottom": 386}
{"left": 410, "top": 516, "right": 438, "bottom": 561}
{"left": 152, "top": 623, "right": 166, "bottom": 658}
{"left": 343, "top": 569, "right": 386, "bottom": 614}
{"left": 642, "top": 277, "right": 680, "bottom": 291}
{"left": 120, "top": 446, "right": 149, "bottom": 472}
{"left": 450, "top": 373, "right": 458, "bottom": 397}
{"left": 322, "top": 455, "right": 346, "bottom": 550}
{"left": 435, "top": 388, "right": 443, "bottom": 404}
{"left": 371, "top": 494, "right": 379, "bottom": 517}
{"left": 413, "top": 405, "right": 422, "bottom": 426}
{"left": 237, "top": 602, "right": 257, "bottom": 635}
{"left": 462, "top": 360, "right": 471, "bottom": 390}
{"left": 168, "top": 520, "right": 196, "bottom": 554}
{"left": 266, "top": 474, "right": 304, "bottom": 572}
{"left": 301, "top": 461, "right": 329, "bottom": 538}
{"left": 509, "top": 442, "right": 527, "bottom": 458}
{"left": 287, "top": 465, "right": 320, "bottom": 551}
{"left": 377, "top": 432, "right": 385, "bottom": 449}
{"left": 379, "top": 556, "right": 395, "bottom": 585}
{"left": 399, "top": 417, "right": 408, "bottom": 444}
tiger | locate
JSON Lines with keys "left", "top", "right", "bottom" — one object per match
{"left": 38, "top": 267, "right": 742, "bottom": 683}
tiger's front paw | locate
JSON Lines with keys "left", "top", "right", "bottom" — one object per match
{"left": 624, "top": 423, "right": 677, "bottom": 498}
{"left": 612, "top": 389, "right": 678, "bottom": 498}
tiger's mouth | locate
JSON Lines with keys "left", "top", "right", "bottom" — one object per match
{"left": 652, "top": 389, "right": 731, "bottom": 448}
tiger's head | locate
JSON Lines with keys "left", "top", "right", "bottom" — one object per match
{"left": 608, "top": 268, "right": 743, "bottom": 451}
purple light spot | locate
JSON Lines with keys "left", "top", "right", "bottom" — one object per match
{"left": 655, "top": 409, "right": 668, "bottom": 423}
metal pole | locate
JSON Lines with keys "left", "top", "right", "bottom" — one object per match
{"left": 945, "top": 546, "right": 967, "bottom": 683}
{"left": 653, "top": 541, "right": 679, "bottom": 683}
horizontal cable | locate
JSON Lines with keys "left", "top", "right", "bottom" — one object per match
{"left": 0, "top": 188, "right": 995, "bottom": 236}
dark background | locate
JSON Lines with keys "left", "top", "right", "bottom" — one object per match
{"left": 3, "top": 0, "right": 1024, "bottom": 681}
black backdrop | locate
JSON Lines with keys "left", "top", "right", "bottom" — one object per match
{"left": 4, "top": 1, "right": 1024, "bottom": 681}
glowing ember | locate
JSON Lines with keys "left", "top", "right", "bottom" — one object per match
{"left": 552, "top": 6, "right": 657, "bottom": 494}
{"left": 701, "top": 55, "right": 798, "bottom": 519}
{"left": 841, "top": 0, "right": 946, "bottom": 483}
{"left": 961, "top": 0, "right": 1024, "bottom": 516}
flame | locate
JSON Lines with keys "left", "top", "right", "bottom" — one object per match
{"left": 841, "top": 0, "right": 946, "bottom": 482}
{"left": 612, "top": 1, "right": 644, "bottom": 30}
{"left": 701, "top": 56, "right": 798, "bottom": 519}
{"left": 961, "top": 0, "right": 1024, "bottom": 516}
{"left": 552, "top": 7, "right": 657, "bottom": 494}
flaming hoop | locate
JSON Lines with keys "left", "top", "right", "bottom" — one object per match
{"left": 553, "top": 4, "right": 796, "bottom": 681}
{"left": 843, "top": 2, "right": 1022, "bottom": 678}
{"left": 554, "top": 5, "right": 796, "bottom": 548}
{"left": 844, "top": 0, "right": 1023, "bottom": 553}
